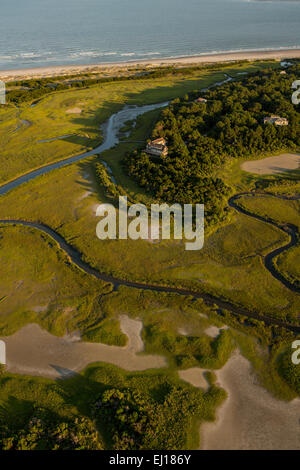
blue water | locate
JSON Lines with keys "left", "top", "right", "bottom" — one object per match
{"left": 0, "top": 0, "right": 300, "bottom": 70}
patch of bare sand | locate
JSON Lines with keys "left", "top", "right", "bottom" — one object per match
{"left": 241, "top": 153, "right": 300, "bottom": 175}
{"left": 0, "top": 316, "right": 166, "bottom": 379}
{"left": 199, "top": 313, "right": 208, "bottom": 319}
{"left": 201, "top": 352, "right": 300, "bottom": 450}
{"left": 66, "top": 107, "right": 82, "bottom": 114}
{"left": 205, "top": 325, "right": 229, "bottom": 338}
{"left": 119, "top": 315, "right": 144, "bottom": 353}
{"left": 32, "top": 305, "right": 48, "bottom": 313}
{"left": 178, "top": 327, "right": 189, "bottom": 336}
{"left": 179, "top": 368, "right": 210, "bottom": 391}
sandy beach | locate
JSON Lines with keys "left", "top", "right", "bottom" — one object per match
{"left": 1, "top": 48, "right": 300, "bottom": 82}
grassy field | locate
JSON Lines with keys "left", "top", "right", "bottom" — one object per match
{"left": 236, "top": 195, "right": 300, "bottom": 287}
{"left": 237, "top": 195, "right": 300, "bottom": 228}
{"left": 224, "top": 60, "right": 280, "bottom": 78}
{"left": 0, "top": 224, "right": 117, "bottom": 338}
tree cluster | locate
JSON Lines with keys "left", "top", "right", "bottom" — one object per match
{"left": 125, "top": 66, "right": 300, "bottom": 224}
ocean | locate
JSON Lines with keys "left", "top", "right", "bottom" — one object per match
{"left": 0, "top": 0, "right": 300, "bottom": 70}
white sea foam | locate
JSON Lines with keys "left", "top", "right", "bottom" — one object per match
{"left": 71, "top": 51, "right": 118, "bottom": 58}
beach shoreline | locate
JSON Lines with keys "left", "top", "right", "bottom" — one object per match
{"left": 1, "top": 48, "right": 300, "bottom": 81}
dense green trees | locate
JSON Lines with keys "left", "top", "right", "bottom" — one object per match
{"left": 94, "top": 384, "right": 225, "bottom": 450}
{"left": 0, "top": 412, "right": 102, "bottom": 450}
{"left": 0, "top": 367, "right": 226, "bottom": 451}
{"left": 278, "top": 347, "right": 300, "bottom": 394}
{"left": 125, "top": 65, "right": 300, "bottom": 225}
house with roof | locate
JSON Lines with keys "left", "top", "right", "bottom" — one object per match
{"left": 145, "top": 137, "right": 168, "bottom": 157}
{"left": 263, "top": 115, "right": 289, "bottom": 126}
{"left": 195, "top": 97, "right": 207, "bottom": 103}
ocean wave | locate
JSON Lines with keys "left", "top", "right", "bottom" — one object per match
{"left": 141, "top": 52, "right": 161, "bottom": 56}
{"left": 1, "top": 44, "right": 300, "bottom": 70}
{"left": 162, "top": 45, "right": 300, "bottom": 60}
{"left": 0, "top": 52, "right": 53, "bottom": 61}
{"left": 70, "top": 51, "right": 118, "bottom": 58}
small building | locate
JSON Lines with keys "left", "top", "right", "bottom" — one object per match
{"left": 195, "top": 97, "right": 207, "bottom": 103}
{"left": 281, "top": 61, "right": 292, "bottom": 68}
{"left": 263, "top": 115, "right": 289, "bottom": 126}
{"left": 280, "top": 71, "right": 287, "bottom": 75}
{"left": 145, "top": 137, "right": 168, "bottom": 157}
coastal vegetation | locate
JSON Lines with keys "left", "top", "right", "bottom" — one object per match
{"left": 235, "top": 194, "right": 300, "bottom": 288}
{"left": 0, "top": 59, "right": 300, "bottom": 449}
{"left": 5, "top": 60, "right": 277, "bottom": 105}
{"left": 126, "top": 65, "right": 300, "bottom": 225}
{"left": 0, "top": 414, "right": 102, "bottom": 450}
{"left": 0, "top": 69, "right": 226, "bottom": 185}
{"left": 1, "top": 158, "right": 300, "bottom": 324}
{"left": 0, "top": 362, "right": 226, "bottom": 450}
{"left": 0, "top": 60, "right": 281, "bottom": 185}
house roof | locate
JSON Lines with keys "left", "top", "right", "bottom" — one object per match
{"left": 147, "top": 143, "right": 165, "bottom": 150}
{"left": 151, "top": 137, "right": 166, "bottom": 145}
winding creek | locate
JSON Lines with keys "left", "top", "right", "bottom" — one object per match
{"left": 229, "top": 193, "right": 300, "bottom": 295}
{"left": 0, "top": 101, "right": 169, "bottom": 195}
{"left": 0, "top": 76, "right": 300, "bottom": 334}
{"left": 0, "top": 212, "right": 299, "bottom": 333}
